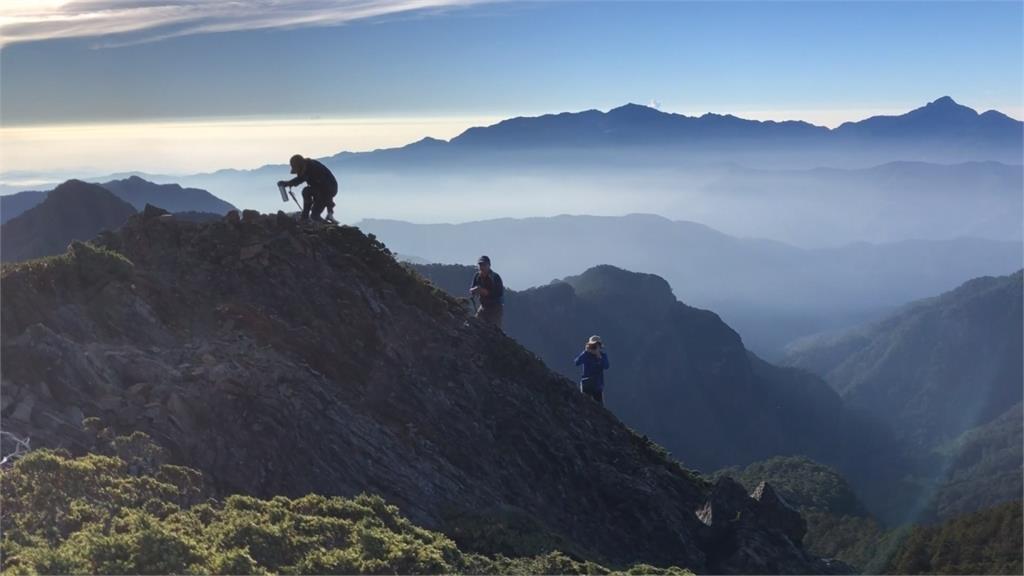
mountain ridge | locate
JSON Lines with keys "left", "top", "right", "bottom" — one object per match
{"left": 408, "top": 261, "right": 923, "bottom": 526}
{"left": 361, "top": 214, "right": 1023, "bottom": 357}
{"left": 783, "top": 271, "right": 1024, "bottom": 450}
{"left": 0, "top": 208, "right": 841, "bottom": 573}
{"left": 0, "top": 176, "right": 235, "bottom": 223}
{"left": 326, "top": 96, "right": 1020, "bottom": 158}
{"left": 0, "top": 180, "right": 137, "bottom": 262}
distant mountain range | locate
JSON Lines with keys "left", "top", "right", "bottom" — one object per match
{"left": 98, "top": 175, "right": 235, "bottom": 214}
{"left": 1, "top": 177, "right": 234, "bottom": 262}
{"left": 4, "top": 96, "right": 1016, "bottom": 244}
{"left": 363, "top": 214, "right": 1023, "bottom": 357}
{"left": 1, "top": 180, "right": 137, "bottom": 262}
{"left": 1, "top": 175, "right": 234, "bottom": 223}
{"left": 0, "top": 190, "right": 47, "bottom": 224}
{"left": 382, "top": 96, "right": 1020, "bottom": 154}
{"left": 302, "top": 96, "right": 1022, "bottom": 176}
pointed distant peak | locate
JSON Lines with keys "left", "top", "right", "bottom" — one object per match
{"left": 908, "top": 95, "right": 979, "bottom": 119}
{"left": 927, "top": 95, "right": 960, "bottom": 108}
{"left": 411, "top": 136, "right": 447, "bottom": 146}
{"left": 49, "top": 179, "right": 106, "bottom": 197}
{"left": 54, "top": 178, "right": 90, "bottom": 189}
{"left": 611, "top": 102, "right": 651, "bottom": 111}
{"left": 607, "top": 102, "right": 665, "bottom": 117}
{"left": 47, "top": 179, "right": 122, "bottom": 203}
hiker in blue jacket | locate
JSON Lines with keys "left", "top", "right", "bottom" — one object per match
{"left": 575, "top": 335, "right": 610, "bottom": 405}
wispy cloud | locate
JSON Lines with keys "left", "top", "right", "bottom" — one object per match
{"left": 0, "top": 0, "right": 488, "bottom": 48}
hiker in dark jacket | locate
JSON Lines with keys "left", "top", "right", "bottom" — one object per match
{"left": 277, "top": 154, "right": 338, "bottom": 222}
{"left": 469, "top": 255, "right": 504, "bottom": 329}
{"left": 575, "top": 335, "right": 610, "bottom": 405}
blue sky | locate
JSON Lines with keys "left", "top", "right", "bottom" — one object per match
{"left": 0, "top": 1, "right": 1021, "bottom": 177}
{"left": 2, "top": 1, "right": 1022, "bottom": 125}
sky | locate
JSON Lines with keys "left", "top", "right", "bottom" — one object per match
{"left": 1, "top": 0, "right": 1022, "bottom": 177}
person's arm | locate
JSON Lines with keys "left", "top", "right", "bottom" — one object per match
{"left": 493, "top": 273, "right": 505, "bottom": 299}
{"left": 280, "top": 175, "right": 306, "bottom": 187}
{"left": 574, "top": 351, "right": 588, "bottom": 366}
{"left": 601, "top": 352, "right": 609, "bottom": 370}
{"left": 469, "top": 273, "right": 480, "bottom": 294}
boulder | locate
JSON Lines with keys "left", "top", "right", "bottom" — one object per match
{"left": 142, "top": 204, "right": 169, "bottom": 219}
{"left": 751, "top": 480, "right": 807, "bottom": 545}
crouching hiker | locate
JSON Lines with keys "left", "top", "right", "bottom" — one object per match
{"left": 277, "top": 154, "right": 338, "bottom": 223}
{"left": 575, "top": 335, "right": 609, "bottom": 405}
{"left": 469, "top": 255, "right": 504, "bottom": 329}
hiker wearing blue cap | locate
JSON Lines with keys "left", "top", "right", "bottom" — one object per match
{"left": 469, "top": 255, "right": 505, "bottom": 329}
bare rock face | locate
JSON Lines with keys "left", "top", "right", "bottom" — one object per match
{"left": 1, "top": 213, "right": 839, "bottom": 573}
{"left": 141, "top": 203, "right": 170, "bottom": 219}
{"left": 751, "top": 480, "right": 808, "bottom": 546}
{"left": 696, "top": 477, "right": 846, "bottom": 574}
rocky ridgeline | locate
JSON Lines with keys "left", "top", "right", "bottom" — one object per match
{"left": 0, "top": 206, "right": 846, "bottom": 573}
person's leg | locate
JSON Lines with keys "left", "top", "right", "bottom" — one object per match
{"left": 594, "top": 388, "right": 604, "bottom": 406}
{"left": 310, "top": 187, "right": 329, "bottom": 220}
{"left": 477, "top": 305, "right": 504, "bottom": 329}
{"left": 326, "top": 195, "right": 338, "bottom": 222}
{"left": 581, "top": 381, "right": 600, "bottom": 402}
{"left": 300, "top": 187, "right": 313, "bottom": 220}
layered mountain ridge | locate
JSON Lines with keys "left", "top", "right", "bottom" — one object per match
{"left": 0, "top": 175, "right": 234, "bottom": 224}
{"left": 0, "top": 207, "right": 842, "bottom": 574}
{"left": 783, "top": 271, "right": 1024, "bottom": 450}
{"left": 408, "top": 262, "right": 920, "bottom": 524}
{"left": 0, "top": 180, "right": 137, "bottom": 262}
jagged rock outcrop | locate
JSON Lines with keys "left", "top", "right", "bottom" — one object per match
{"left": 1, "top": 211, "right": 841, "bottom": 573}
{"left": 697, "top": 478, "right": 842, "bottom": 574}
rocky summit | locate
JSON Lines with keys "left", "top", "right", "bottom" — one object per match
{"left": 1, "top": 206, "right": 842, "bottom": 573}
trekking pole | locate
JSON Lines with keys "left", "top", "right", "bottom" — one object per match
{"left": 278, "top": 184, "right": 302, "bottom": 211}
